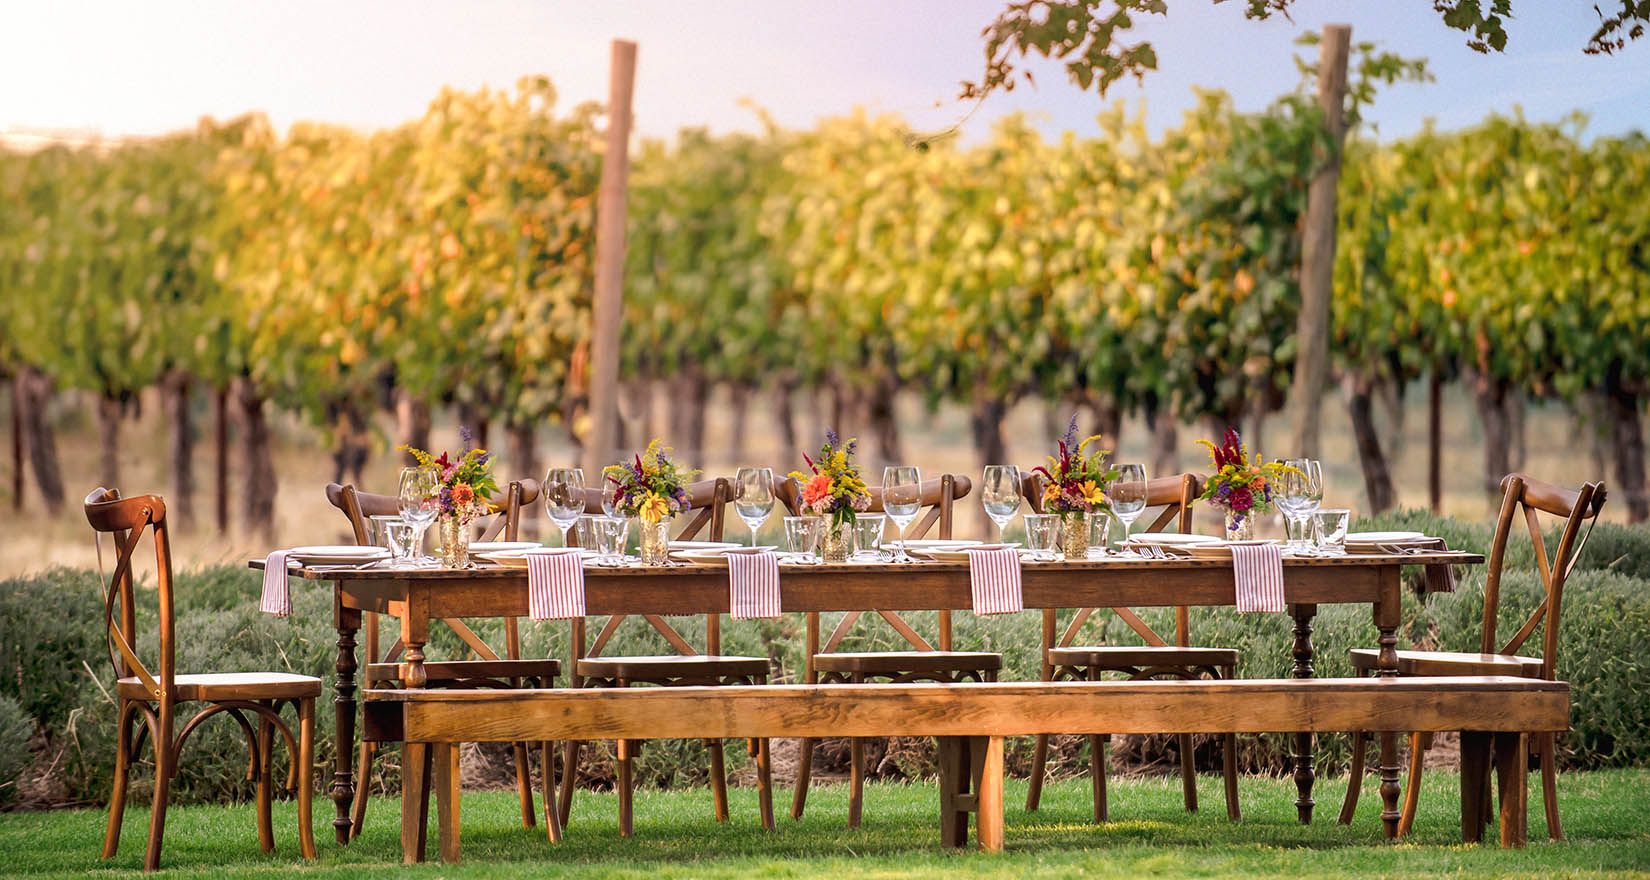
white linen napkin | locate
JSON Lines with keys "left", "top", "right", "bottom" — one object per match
{"left": 1230, "top": 542, "right": 1285, "bottom": 613}
{"left": 727, "top": 551, "right": 782, "bottom": 620}
{"left": 260, "top": 551, "right": 292, "bottom": 617}
{"left": 966, "top": 547, "right": 1023, "bottom": 615}
{"left": 528, "top": 551, "right": 586, "bottom": 620}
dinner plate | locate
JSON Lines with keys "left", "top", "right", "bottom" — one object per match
{"left": 469, "top": 541, "right": 542, "bottom": 554}
{"left": 1125, "top": 533, "right": 1221, "bottom": 546}
{"left": 288, "top": 545, "right": 391, "bottom": 565}
{"left": 907, "top": 543, "right": 1019, "bottom": 562}
{"left": 902, "top": 539, "right": 984, "bottom": 551}
{"left": 1183, "top": 540, "right": 1281, "bottom": 559}
{"left": 670, "top": 540, "right": 743, "bottom": 552}
{"left": 479, "top": 547, "right": 589, "bottom": 569}
{"left": 1344, "top": 531, "right": 1426, "bottom": 544}
{"left": 673, "top": 547, "right": 778, "bottom": 567}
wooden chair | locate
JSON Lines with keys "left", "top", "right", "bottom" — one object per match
{"left": 779, "top": 473, "right": 1000, "bottom": 826}
{"left": 324, "top": 480, "right": 563, "bottom": 842}
{"left": 1338, "top": 472, "right": 1606, "bottom": 840}
{"left": 86, "top": 488, "right": 317, "bottom": 870}
{"left": 1022, "top": 472, "right": 1242, "bottom": 822}
{"left": 558, "top": 477, "right": 775, "bottom": 837}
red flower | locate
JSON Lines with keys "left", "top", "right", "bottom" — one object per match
{"left": 1229, "top": 486, "right": 1253, "bottom": 512}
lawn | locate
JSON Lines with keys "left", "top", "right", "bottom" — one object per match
{"left": 3, "top": 770, "right": 1647, "bottom": 878}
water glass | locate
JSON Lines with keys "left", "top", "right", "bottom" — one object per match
{"left": 981, "top": 465, "right": 1022, "bottom": 542}
{"left": 370, "top": 514, "right": 413, "bottom": 567}
{"left": 1024, "top": 513, "right": 1061, "bottom": 561}
{"left": 1088, "top": 512, "right": 1112, "bottom": 558}
{"left": 575, "top": 514, "right": 600, "bottom": 550}
{"left": 783, "top": 516, "right": 820, "bottom": 562}
{"left": 1315, "top": 508, "right": 1351, "bottom": 555}
{"left": 852, "top": 513, "right": 886, "bottom": 561}
{"left": 595, "top": 515, "right": 629, "bottom": 564}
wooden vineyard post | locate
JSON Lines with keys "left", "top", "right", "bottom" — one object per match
{"left": 584, "top": 39, "right": 637, "bottom": 481}
{"left": 1291, "top": 24, "right": 1351, "bottom": 460}
{"left": 1429, "top": 373, "right": 1443, "bottom": 513}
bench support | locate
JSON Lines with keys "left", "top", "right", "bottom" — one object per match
{"left": 937, "top": 736, "right": 1005, "bottom": 851}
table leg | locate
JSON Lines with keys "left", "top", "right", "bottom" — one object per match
{"left": 1290, "top": 603, "right": 1317, "bottom": 824}
{"left": 1372, "top": 567, "right": 1403, "bottom": 838}
{"left": 399, "top": 590, "right": 430, "bottom": 689}
{"left": 331, "top": 597, "right": 360, "bottom": 846}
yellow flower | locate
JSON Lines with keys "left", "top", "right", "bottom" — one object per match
{"left": 1080, "top": 480, "right": 1107, "bottom": 507}
{"left": 638, "top": 493, "right": 670, "bottom": 524}
{"left": 1042, "top": 483, "right": 1060, "bottom": 506}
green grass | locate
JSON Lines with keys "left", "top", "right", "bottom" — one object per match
{"left": 2, "top": 771, "right": 1647, "bottom": 878}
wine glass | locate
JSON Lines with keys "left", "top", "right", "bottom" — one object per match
{"left": 1279, "top": 458, "right": 1309, "bottom": 551}
{"left": 981, "top": 465, "right": 1022, "bottom": 543}
{"left": 543, "top": 467, "right": 586, "bottom": 548}
{"left": 1286, "top": 459, "right": 1324, "bottom": 553}
{"left": 1111, "top": 464, "right": 1147, "bottom": 551}
{"left": 734, "top": 467, "right": 775, "bottom": 546}
{"left": 398, "top": 467, "right": 439, "bottom": 566}
{"left": 882, "top": 466, "right": 921, "bottom": 563}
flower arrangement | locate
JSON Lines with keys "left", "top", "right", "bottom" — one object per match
{"left": 1034, "top": 415, "right": 1119, "bottom": 514}
{"left": 399, "top": 428, "right": 498, "bottom": 523}
{"left": 788, "top": 429, "right": 871, "bottom": 528}
{"left": 1196, "top": 428, "right": 1293, "bottom": 526}
{"left": 603, "top": 439, "right": 699, "bottom": 524}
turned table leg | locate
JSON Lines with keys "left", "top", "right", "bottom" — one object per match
{"left": 1373, "top": 566, "right": 1403, "bottom": 838}
{"left": 332, "top": 595, "right": 361, "bottom": 846}
{"left": 1290, "top": 603, "right": 1317, "bottom": 824}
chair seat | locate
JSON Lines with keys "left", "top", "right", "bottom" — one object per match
{"left": 366, "top": 658, "right": 562, "bottom": 686}
{"left": 119, "top": 672, "right": 321, "bottom": 702}
{"left": 1049, "top": 645, "right": 1240, "bottom": 669}
{"left": 576, "top": 655, "right": 770, "bottom": 681}
{"left": 813, "top": 650, "right": 1003, "bottom": 676}
{"left": 1349, "top": 648, "right": 1542, "bottom": 677}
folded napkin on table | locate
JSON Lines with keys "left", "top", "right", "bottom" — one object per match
{"left": 528, "top": 551, "right": 586, "bottom": 620}
{"left": 1418, "top": 537, "right": 1457, "bottom": 592}
{"left": 727, "top": 550, "right": 782, "bottom": 620}
{"left": 260, "top": 551, "right": 292, "bottom": 617}
{"left": 1230, "top": 542, "right": 1285, "bottom": 613}
{"left": 967, "top": 547, "right": 1023, "bottom": 615}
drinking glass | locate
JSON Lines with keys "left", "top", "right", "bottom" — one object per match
{"left": 783, "top": 516, "right": 820, "bottom": 563}
{"left": 1023, "top": 513, "right": 1061, "bottom": 561}
{"left": 852, "top": 513, "right": 886, "bottom": 561}
{"left": 1315, "top": 508, "right": 1351, "bottom": 555}
{"left": 398, "top": 467, "right": 439, "bottom": 565}
{"left": 596, "top": 515, "right": 629, "bottom": 565}
{"left": 370, "top": 514, "right": 412, "bottom": 568}
{"left": 734, "top": 467, "right": 775, "bottom": 546}
{"left": 981, "top": 465, "right": 1023, "bottom": 542}
{"left": 1280, "top": 458, "right": 1321, "bottom": 552}
{"left": 1297, "top": 459, "right": 1325, "bottom": 544}
{"left": 543, "top": 467, "right": 586, "bottom": 548}
{"left": 882, "top": 466, "right": 921, "bottom": 563}
{"left": 1111, "top": 464, "right": 1148, "bottom": 549}
{"left": 575, "top": 514, "right": 600, "bottom": 551}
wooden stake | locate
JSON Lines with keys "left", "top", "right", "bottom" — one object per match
{"left": 1429, "top": 373, "right": 1443, "bottom": 513}
{"left": 585, "top": 39, "right": 637, "bottom": 480}
{"left": 1291, "top": 24, "right": 1351, "bottom": 460}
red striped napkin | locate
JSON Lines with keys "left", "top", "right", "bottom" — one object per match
{"left": 1230, "top": 542, "right": 1285, "bottom": 613}
{"left": 727, "top": 550, "right": 782, "bottom": 619}
{"left": 527, "top": 551, "right": 586, "bottom": 620}
{"left": 966, "top": 547, "right": 1023, "bottom": 615}
{"left": 260, "top": 551, "right": 292, "bottom": 617}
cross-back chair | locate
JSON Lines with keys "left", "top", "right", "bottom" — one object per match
{"left": 87, "top": 488, "right": 318, "bottom": 870}
{"left": 779, "top": 473, "right": 998, "bottom": 827}
{"left": 324, "top": 479, "right": 562, "bottom": 842}
{"left": 1021, "top": 471, "right": 1241, "bottom": 822}
{"left": 559, "top": 476, "right": 775, "bottom": 838}
{"left": 1338, "top": 472, "right": 1606, "bottom": 840}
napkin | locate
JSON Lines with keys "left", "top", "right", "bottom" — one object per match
{"left": 967, "top": 547, "right": 1023, "bottom": 615}
{"left": 727, "top": 551, "right": 782, "bottom": 620}
{"left": 528, "top": 551, "right": 586, "bottom": 620}
{"left": 1419, "top": 537, "right": 1457, "bottom": 593}
{"left": 260, "top": 551, "right": 292, "bottom": 617}
{"left": 1230, "top": 543, "right": 1285, "bottom": 613}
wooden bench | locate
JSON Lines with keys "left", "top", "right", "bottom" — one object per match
{"left": 364, "top": 676, "right": 1569, "bottom": 863}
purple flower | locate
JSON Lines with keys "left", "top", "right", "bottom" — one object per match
{"left": 459, "top": 426, "right": 474, "bottom": 445}
{"left": 1060, "top": 415, "right": 1079, "bottom": 453}
{"left": 825, "top": 427, "right": 840, "bottom": 450}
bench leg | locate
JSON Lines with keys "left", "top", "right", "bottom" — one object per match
{"left": 400, "top": 742, "right": 430, "bottom": 865}
{"left": 1222, "top": 732, "right": 1240, "bottom": 821}
{"left": 1460, "top": 730, "right": 1491, "bottom": 844}
{"left": 708, "top": 739, "right": 730, "bottom": 823}
{"left": 617, "top": 740, "right": 636, "bottom": 838}
{"left": 1025, "top": 733, "right": 1049, "bottom": 811}
{"left": 971, "top": 736, "right": 1005, "bottom": 853}
{"left": 1178, "top": 733, "right": 1198, "bottom": 812}
{"left": 848, "top": 737, "right": 865, "bottom": 828}
{"left": 434, "top": 742, "right": 460, "bottom": 863}
{"left": 1089, "top": 734, "right": 1108, "bottom": 823}
{"left": 541, "top": 741, "right": 563, "bottom": 844}
{"left": 791, "top": 737, "right": 815, "bottom": 820}
{"left": 514, "top": 741, "right": 536, "bottom": 829}
{"left": 937, "top": 735, "right": 1005, "bottom": 853}
{"left": 754, "top": 738, "right": 775, "bottom": 831}
{"left": 557, "top": 740, "right": 580, "bottom": 827}
{"left": 1494, "top": 732, "right": 1528, "bottom": 848}
{"left": 938, "top": 737, "right": 968, "bottom": 849}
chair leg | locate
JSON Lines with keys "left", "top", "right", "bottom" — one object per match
{"left": 102, "top": 702, "right": 133, "bottom": 859}
{"left": 1539, "top": 732, "right": 1562, "bottom": 840}
{"left": 1089, "top": 734, "right": 1108, "bottom": 823}
{"left": 144, "top": 725, "right": 172, "bottom": 870}
{"left": 557, "top": 740, "right": 580, "bottom": 827}
{"left": 848, "top": 737, "right": 865, "bottom": 828}
{"left": 1222, "top": 732, "right": 1240, "bottom": 821}
{"left": 297, "top": 697, "right": 317, "bottom": 860}
{"left": 348, "top": 741, "right": 373, "bottom": 840}
{"left": 1338, "top": 730, "right": 1366, "bottom": 825}
{"left": 256, "top": 712, "right": 275, "bottom": 853}
{"left": 755, "top": 737, "right": 775, "bottom": 831}
{"left": 1026, "top": 733, "right": 1049, "bottom": 811}
{"left": 1396, "top": 732, "right": 1428, "bottom": 838}
{"left": 514, "top": 741, "right": 536, "bottom": 829}
{"left": 791, "top": 737, "right": 815, "bottom": 819}
{"left": 708, "top": 739, "right": 730, "bottom": 822}
{"left": 1178, "top": 733, "right": 1198, "bottom": 812}
{"left": 616, "top": 740, "right": 635, "bottom": 838}
{"left": 540, "top": 741, "right": 563, "bottom": 843}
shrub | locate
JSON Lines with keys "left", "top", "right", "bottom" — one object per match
{"left": 0, "top": 694, "right": 33, "bottom": 807}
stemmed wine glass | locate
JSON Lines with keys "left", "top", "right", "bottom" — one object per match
{"left": 1283, "top": 459, "right": 1324, "bottom": 553}
{"left": 882, "top": 466, "right": 921, "bottom": 563}
{"left": 543, "top": 467, "right": 586, "bottom": 548}
{"left": 1111, "top": 464, "right": 1148, "bottom": 552}
{"left": 734, "top": 467, "right": 775, "bottom": 547}
{"left": 398, "top": 467, "right": 439, "bottom": 566}
{"left": 981, "top": 465, "right": 1022, "bottom": 543}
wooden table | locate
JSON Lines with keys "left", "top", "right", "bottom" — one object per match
{"left": 261, "top": 550, "right": 1480, "bottom": 845}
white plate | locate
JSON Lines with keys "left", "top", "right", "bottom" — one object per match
{"left": 470, "top": 541, "right": 542, "bottom": 554}
{"left": 902, "top": 539, "right": 983, "bottom": 551}
{"left": 1344, "top": 531, "right": 1426, "bottom": 544}
{"left": 288, "top": 545, "right": 390, "bottom": 565}
{"left": 1126, "top": 533, "right": 1221, "bottom": 546}
{"left": 669, "top": 540, "right": 743, "bottom": 551}
{"left": 1183, "top": 539, "right": 1281, "bottom": 559}
{"left": 673, "top": 547, "right": 778, "bottom": 567}
{"left": 479, "top": 547, "right": 589, "bottom": 569}
{"left": 908, "top": 543, "right": 1020, "bottom": 562}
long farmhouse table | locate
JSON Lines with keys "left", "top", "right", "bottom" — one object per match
{"left": 259, "top": 550, "right": 1481, "bottom": 846}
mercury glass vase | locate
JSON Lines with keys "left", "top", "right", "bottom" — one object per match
{"left": 818, "top": 517, "right": 851, "bottom": 563}
{"left": 1060, "top": 510, "right": 1090, "bottom": 560}
{"left": 638, "top": 518, "right": 672, "bottom": 566}
{"left": 1224, "top": 509, "right": 1255, "bottom": 541}
{"left": 438, "top": 517, "right": 471, "bottom": 568}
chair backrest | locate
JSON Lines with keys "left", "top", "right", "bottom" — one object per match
{"left": 776, "top": 474, "right": 974, "bottom": 665}
{"left": 324, "top": 478, "right": 541, "bottom": 544}
{"left": 84, "top": 488, "right": 175, "bottom": 702}
{"left": 1021, "top": 471, "right": 1203, "bottom": 647}
{"left": 1481, "top": 472, "right": 1606, "bottom": 680}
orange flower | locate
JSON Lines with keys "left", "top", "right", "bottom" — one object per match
{"left": 451, "top": 483, "right": 475, "bottom": 506}
{"left": 802, "top": 474, "right": 832, "bottom": 506}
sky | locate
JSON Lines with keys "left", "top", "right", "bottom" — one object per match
{"left": 3, "top": 1, "right": 1648, "bottom": 147}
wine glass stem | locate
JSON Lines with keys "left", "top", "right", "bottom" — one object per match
{"left": 751, "top": 524, "right": 758, "bottom": 547}
{"left": 559, "top": 523, "right": 572, "bottom": 549}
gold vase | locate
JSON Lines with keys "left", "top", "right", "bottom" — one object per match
{"left": 1225, "top": 510, "right": 1254, "bottom": 541}
{"left": 1060, "top": 510, "right": 1090, "bottom": 560}
{"left": 638, "top": 518, "right": 671, "bottom": 566}
{"left": 438, "top": 517, "right": 470, "bottom": 568}
{"left": 819, "top": 517, "right": 851, "bottom": 563}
